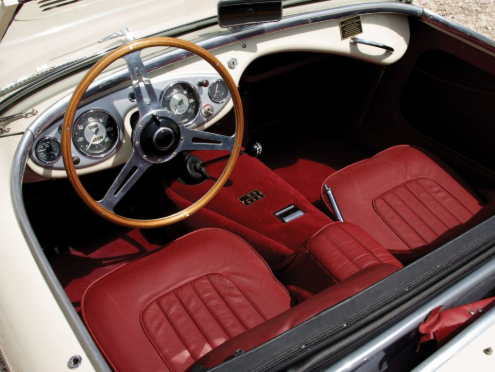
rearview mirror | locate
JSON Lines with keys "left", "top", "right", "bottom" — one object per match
{"left": 217, "top": 0, "right": 282, "bottom": 28}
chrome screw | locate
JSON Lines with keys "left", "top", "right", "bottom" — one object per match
{"left": 484, "top": 347, "right": 493, "bottom": 355}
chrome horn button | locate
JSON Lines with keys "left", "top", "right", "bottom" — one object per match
{"left": 132, "top": 109, "right": 184, "bottom": 164}
{"left": 153, "top": 127, "right": 175, "bottom": 151}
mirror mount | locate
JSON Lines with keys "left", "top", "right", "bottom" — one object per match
{"left": 217, "top": 0, "right": 282, "bottom": 28}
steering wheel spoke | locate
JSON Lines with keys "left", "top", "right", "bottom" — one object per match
{"left": 123, "top": 51, "right": 161, "bottom": 117}
{"left": 98, "top": 150, "right": 151, "bottom": 212}
{"left": 62, "top": 37, "right": 243, "bottom": 228}
{"left": 181, "top": 127, "right": 235, "bottom": 152}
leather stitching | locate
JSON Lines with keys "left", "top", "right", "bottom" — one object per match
{"left": 391, "top": 187, "right": 439, "bottom": 237}
{"left": 189, "top": 276, "right": 238, "bottom": 337}
{"left": 155, "top": 299, "right": 194, "bottom": 360}
{"left": 403, "top": 181, "right": 450, "bottom": 230}
{"left": 413, "top": 179, "right": 471, "bottom": 222}
{"left": 337, "top": 224, "right": 383, "bottom": 265}
{"left": 172, "top": 288, "right": 215, "bottom": 351}
{"left": 207, "top": 273, "right": 259, "bottom": 330}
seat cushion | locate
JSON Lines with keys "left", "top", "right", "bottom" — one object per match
{"left": 277, "top": 222, "right": 403, "bottom": 294}
{"left": 82, "top": 229, "right": 291, "bottom": 372}
{"left": 321, "top": 145, "right": 483, "bottom": 261}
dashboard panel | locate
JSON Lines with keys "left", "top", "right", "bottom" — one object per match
{"left": 30, "top": 72, "right": 231, "bottom": 170}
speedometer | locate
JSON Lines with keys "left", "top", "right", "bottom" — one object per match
{"left": 160, "top": 82, "right": 200, "bottom": 124}
{"left": 72, "top": 110, "right": 119, "bottom": 157}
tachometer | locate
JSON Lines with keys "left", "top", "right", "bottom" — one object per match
{"left": 160, "top": 82, "right": 200, "bottom": 124}
{"left": 73, "top": 110, "right": 119, "bottom": 157}
{"left": 35, "top": 137, "right": 61, "bottom": 164}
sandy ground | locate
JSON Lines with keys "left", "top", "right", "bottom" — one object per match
{"left": 415, "top": 0, "right": 495, "bottom": 40}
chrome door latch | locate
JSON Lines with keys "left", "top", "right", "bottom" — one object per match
{"left": 351, "top": 37, "right": 395, "bottom": 53}
{"left": 0, "top": 108, "right": 38, "bottom": 134}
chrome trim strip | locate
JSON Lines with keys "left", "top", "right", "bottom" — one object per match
{"left": 412, "top": 306, "right": 495, "bottom": 371}
{"left": 422, "top": 9, "right": 495, "bottom": 54}
{"left": 0, "top": 2, "right": 423, "bottom": 113}
{"left": 326, "top": 256, "right": 495, "bottom": 372}
{"left": 11, "top": 131, "right": 111, "bottom": 372}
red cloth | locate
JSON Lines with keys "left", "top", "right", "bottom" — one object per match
{"left": 419, "top": 297, "right": 495, "bottom": 346}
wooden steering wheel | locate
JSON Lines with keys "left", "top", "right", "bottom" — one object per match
{"left": 61, "top": 38, "right": 244, "bottom": 228}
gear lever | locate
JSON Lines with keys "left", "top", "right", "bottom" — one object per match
{"left": 196, "top": 141, "right": 263, "bottom": 169}
{"left": 178, "top": 142, "right": 262, "bottom": 185}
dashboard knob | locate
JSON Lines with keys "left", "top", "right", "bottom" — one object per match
{"left": 202, "top": 104, "right": 214, "bottom": 117}
{"left": 198, "top": 79, "right": 209, "bottom": 87}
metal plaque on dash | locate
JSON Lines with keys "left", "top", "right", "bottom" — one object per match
{"left": 339, "top": 16, "right": 363, "bottom": 40}
{"left": 239, "top": 190, "right": 265, "bottom": 206}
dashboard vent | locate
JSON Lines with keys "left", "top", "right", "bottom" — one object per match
{"left": 37, "top": 0, "right": 83, "bottom": 12}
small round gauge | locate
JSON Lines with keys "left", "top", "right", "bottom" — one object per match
{"left": 35, "top": 137, "right": 61, "bottom": 164}
{"left": 208, "top": 79, "right": 229, "bottom": 103}
{"left": 160, "top": 82, "right": 200, "bottom": 124}
{"left": 72, "top": 110, "right": 119, "bottom": 157}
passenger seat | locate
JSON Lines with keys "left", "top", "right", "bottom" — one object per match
{"left": 320, "top": 145, "right": 484, "bottom": 262}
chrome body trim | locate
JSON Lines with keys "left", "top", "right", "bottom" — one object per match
{"left": 412, "top": 306, "right": 495, "bottom": 371}
{"left": 11, "top": 131, "right": 111, "bottom": 372}
{"left": 0, "top": 2, "right": 423, "bottom": 113}
{"left": 325, "top": 256, "right": 495, "bottom": 372}
{"left": 422, "top": 9, "right": 495, "bottom": 54}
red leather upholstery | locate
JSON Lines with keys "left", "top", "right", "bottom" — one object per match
{"left": 196, "top": 264, "right": 400, "bottom": 370}
{"left": 83, "top": 226, "right": 401, "bottom": 371}
{"left": 82, "top": 229, "right": 291, "bottom": 372}
{"left": 278, "top": 222, "right": 402, "bottom": 294}
{"left": 321, "top": 146, "right": 483, "bottom": 261}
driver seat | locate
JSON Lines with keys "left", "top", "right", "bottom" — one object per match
{"left": 82, "top": 228, "right": 400, "bottom": 371}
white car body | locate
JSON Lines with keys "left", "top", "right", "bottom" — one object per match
{"left": 0, "top": 1, "right": 494, "bottom": 371}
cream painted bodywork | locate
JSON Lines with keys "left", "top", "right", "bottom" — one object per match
{"left": 0, "top": 1, "right": 409, "bottom": 371}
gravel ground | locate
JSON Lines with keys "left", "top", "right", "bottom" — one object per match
{"left": 415, "top": 0, "right": 495, "bottom": 40}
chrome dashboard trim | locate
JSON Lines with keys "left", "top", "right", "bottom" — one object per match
{"left": 422, "top": 9, "right": 495, "bottom": 54}
{"left": 0, "top": 2, "right": 424, "bottom": 114}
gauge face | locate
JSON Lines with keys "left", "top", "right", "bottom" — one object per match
{"left": 35, "top": 137, "right": 61, "bottom": 164}
{"left": 160, "top": 82, "right": 200, "bottom": 124}
{"left": 208, "top": 79, "right": 229, "bottom": 103}
{"left": 73, "top": 110, "right": 119, "bottom": 157}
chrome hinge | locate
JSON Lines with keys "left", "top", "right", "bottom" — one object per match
{"left": 99, "top": 27, "right": 136, "bottom": 44}
{"left": 0, "top": 108, "right": 38, "bottom": 134}
{"left": 0, "top": 108, "right": 38, "bottom": 123}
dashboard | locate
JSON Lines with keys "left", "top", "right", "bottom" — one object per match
{"left": 30, "top": 72, "right": 231, "bottom": 170}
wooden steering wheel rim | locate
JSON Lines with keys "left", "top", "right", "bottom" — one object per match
{"left": 61, "top": 37, "right": 244, "bottom": 228}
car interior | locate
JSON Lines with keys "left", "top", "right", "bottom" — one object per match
{"left": 19, "top": 15, "right": 495, "bottom": 372}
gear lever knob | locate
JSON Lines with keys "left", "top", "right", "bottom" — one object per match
{"left": 245, "top": 142, "right": 262, "bottom": 157}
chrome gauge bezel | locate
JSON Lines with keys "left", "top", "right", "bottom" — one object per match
{"left": 72, "top": 109, "right": 121, "bottom": 158}
{"left": 159, "top": 81, "right": 201, "bottom": 126}
{"left": 34, "top": 136, "right": 62, "bottom": 164}
{"left": 208, "top": 79, "right": 230, "bottom": 104}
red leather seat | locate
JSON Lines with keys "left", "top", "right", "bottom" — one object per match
{"left": 320, "top": 145, "right": 484, "bottom": 262}
{"left": 82, "top": 227, "right": 401, "bottom": 371}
